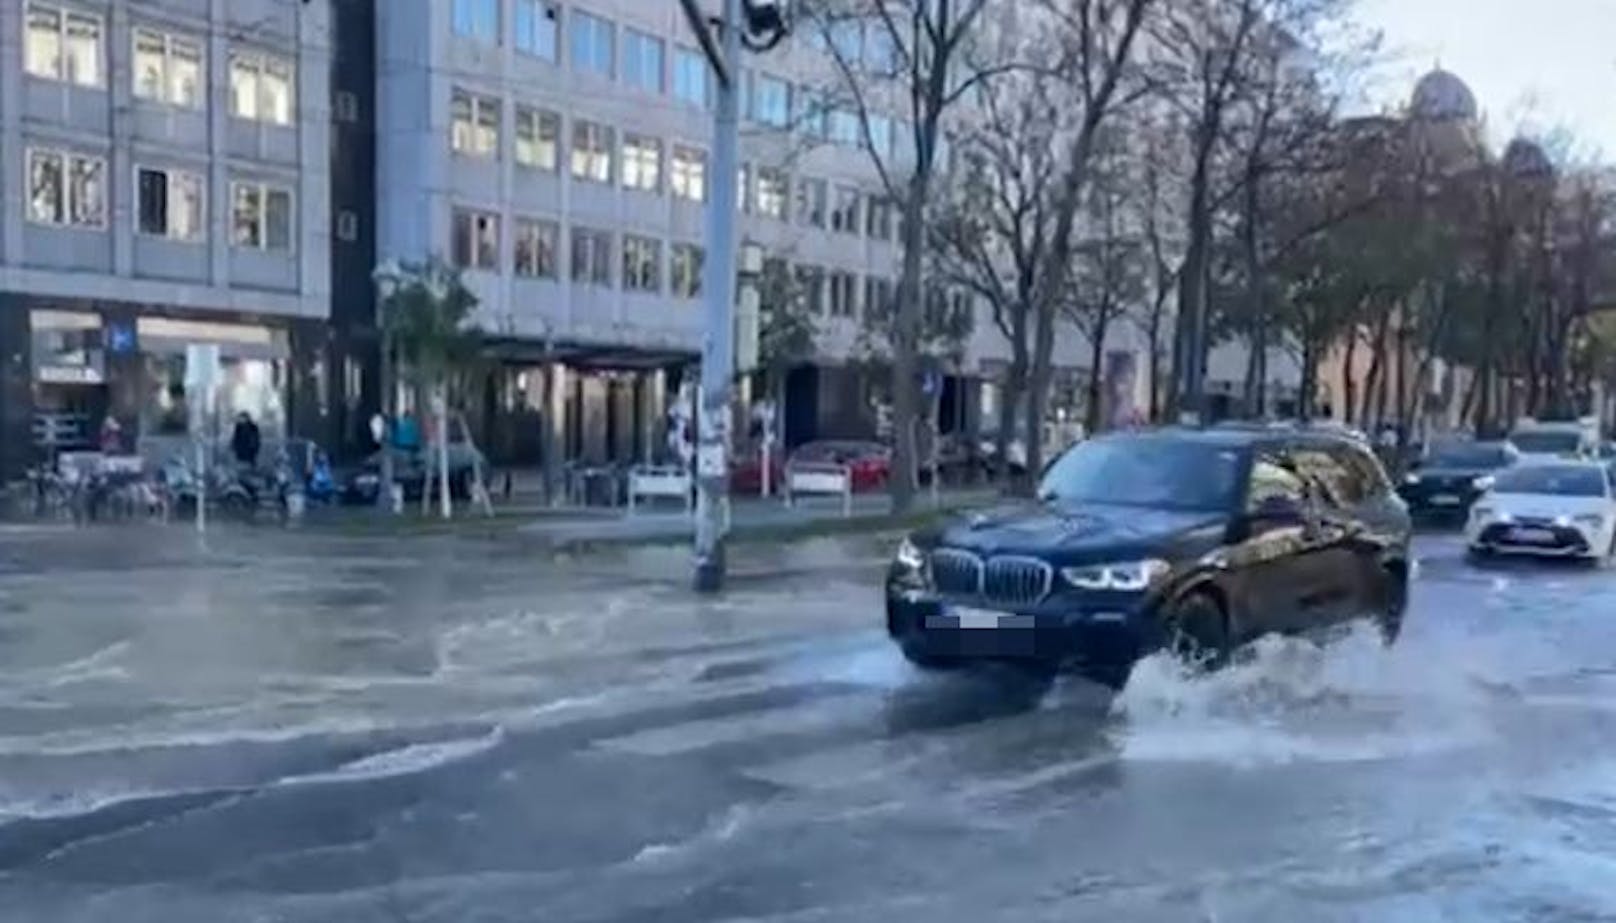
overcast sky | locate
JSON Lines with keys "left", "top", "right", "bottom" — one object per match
{"left": 1353, "top": 0, "right": 1616, "bottom": 161}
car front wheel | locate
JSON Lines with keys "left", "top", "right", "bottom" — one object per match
{"left": 1161, "top": 590, "right": 1231, "bottom": 671}
{"left": 1374, "top": 564, "right": 1408, "bottom": 645}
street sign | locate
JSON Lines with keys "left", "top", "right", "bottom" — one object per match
{"left": 105, "top": 321, "right": 137, "bottom": 354}
{"left": 184, "top": 343, "right": 221, "bottom": 392}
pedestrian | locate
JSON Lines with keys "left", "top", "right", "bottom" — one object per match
{"left": 231, "top": 412, "right": 262, "bottom": 469}
{"left": 98, "top": 415, "right": 123, "bottom": 454}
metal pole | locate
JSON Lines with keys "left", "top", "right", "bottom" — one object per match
{"left": 693, "top": 0, "right": 741, "bottom": 593}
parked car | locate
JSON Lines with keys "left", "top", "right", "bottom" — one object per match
{"left": 1465, "top": 461, "right": 1616, "bottom": 562}
{"left": 1399, "top": 439, "right": 1518, "bottom": 520}
{"left": 730, "top": 449, "right": 784, "bottom": 495}
{"left": 1507, "top": 418, "right": 1599, "bottom": 461}
{"left": 340, "top": 441, "right": 486, "bottom": 505}
{"left": 885, "top": 426, "right": 1412, "bottom": 689}
{"left": 787, "top": 440, "right": 892, "bottom": 491}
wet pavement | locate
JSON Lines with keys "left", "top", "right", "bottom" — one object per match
{"left": 2, "top": 524, "right": 1616, "bottom": 921}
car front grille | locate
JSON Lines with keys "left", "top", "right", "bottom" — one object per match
{"left": 929, "top": 549, "right": 1052, "bottom": 608}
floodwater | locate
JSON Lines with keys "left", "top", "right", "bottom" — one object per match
{"left": 1, "top": 526, "right": 1614, "bottom": 921}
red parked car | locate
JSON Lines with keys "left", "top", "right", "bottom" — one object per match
{"left": 787, "top": 440, "right": 892, "bottom": 491}
{"left": 730, "top": 448, "right": 785, "bottom": 495}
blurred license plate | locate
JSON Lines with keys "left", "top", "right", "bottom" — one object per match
{"left": 1430, "top": 494, "right": 1461, "bottom": 506}
{"left": 1511, "top": 527, "right": 1556, "bottom": 543}
{"left": 953, "top": 607, "right": 1007, "bottom": 629}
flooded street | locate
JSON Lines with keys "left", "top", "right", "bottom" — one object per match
{"left": 2, "top": 527, "right": 1616, "bottom": 922}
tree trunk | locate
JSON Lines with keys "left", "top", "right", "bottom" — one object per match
{"left": 1368, "top": 311, "right": 1391, "bottom": 431}
{"left": 1341, "top": 329, "right": 1359, "bottom": 426}
{"left": 1084, "top": 310, "right": 1110, "bottom": 435}
{"left": 1024, "top": 294, "right": 1057, "bottom": 493}
{"left": 888, "top": 176, "right": 928, "bottom": 514}
{"left": 1299, "top": 333, "right": 1318, "bottom": 420}
{"left": 1147, "top": 303, "right": 1165, "bottom": 421}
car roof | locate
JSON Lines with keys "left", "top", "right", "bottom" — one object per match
{"left": 1508, "top": 459, "right": 1604, "bottom": 471}
{"left": 1097, "top": 425, "right": 1359, "bottom": 452}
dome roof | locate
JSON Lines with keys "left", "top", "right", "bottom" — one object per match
{"left": 1411, "top": 69, "right": 1478, "bottom": 122}
{"left": 1503, "top": 137, "right": 1554, "bottom": 179}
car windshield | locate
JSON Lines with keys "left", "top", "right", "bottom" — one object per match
{"left": 1492, "top": 465, "right": 1607, "bottom": 497}
{"left": 1038, "top": 436, "right": 1241, "bottom": 511}
{"left": 1510, "top": 430, "right": 1582, "bottom": 454}
{"left": 1427, "top": 444, "right": 1510, "bottom": 468}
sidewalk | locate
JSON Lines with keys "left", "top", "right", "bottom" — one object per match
{"left": 517, "top": 486, "right": 1000, "bottom": 547}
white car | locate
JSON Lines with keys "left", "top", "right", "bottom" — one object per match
{"left": 1466, "top": 461, "right": 1616, "bottom": 562}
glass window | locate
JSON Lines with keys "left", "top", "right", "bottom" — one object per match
{"left": 755, "top": 167, "right": 788, "bottom": 220}
{"left": 229, "top": 50, "right": 295, "bottom": 125}
{"left": 622, "top": 134, "right": 661, "bottom": 192}
{"left": 671, "top": 244, "right": 704, "bottom": 298}
{"left": 831, "top": 186, "right": 860, "bottom": 234}
{"left": 25, "top": 5, "right": 102, "bottom": 87}
{"left": 868, "top": 115, "right": 893, "bottom": 158}
{"left": 796, "top": 87, "right": 828, "bottom": 138}
{"left": 514, "top": 106, "right": 559, "bottom": 170}
{"left": 137, "top": 167, "right": 204, "bottom": 241}
{"left": 514, "top": 217, "right": 558, "bottom": 278}
{"left": 865, "top": 277, "right": 894, "bottom": 321}
{"left": 622, "top": 235, "right": 662, "bottom": 293}
{"left": 452, "top": 0, "right": 499, "bottom": 42}
{"left": 829, "top": 108, "right": 860, "bottom": 146}
{"left": 867, "top": 26, "right": 899, "bottom": 74}
{"left": 514, "top": 0, "right": 558, "bottom": 60}
{"left": 1244, "top": 453, "right": 1307, "bottom": 511}
{"left": 671, "top": 146, "right": 707, "bottom": 202}
{"left": 1492, "top": 464, "right": 1608, "bottom": 498}
{"left": 231, "top": 181, "right": 293, "bottom": 251}
{"left": 570, "top": 11, "right": 613, "bottom": 78}
{"left": 673, "top": 47, "right": 709, "bottom": 108}
{"left": 796, "top": 178, "right": 826, "bottom": 227}
{"left": 27, "top": 149, "right": 64, "bottom": 225}
{"left": 865, "top": 196, "right": 893, "bottom": 240}
{"left": 571, "top": 227, "right": 613, "bottom": 286}
{"left": 452, "top": 89, "right": 500, "bottom": 157}
{"left": 1036, "top": 437, "right": 1244, "bottom": 512}
{"left": 1508, "top": 429, "right": 1584, "bottom": 455}
{"left": 132, "top": 27, "right": 204, "bottom": 108}
{"left": 1425, "top": 442, "right": 1513, "bottom": 470}
{"left": 829, "top": 271, "right": 858, "bottom": 317}
{"left": 451, "top": 208, "right": 500, "bottom": 269}
{"left": 750, "top": 74, "right": 791, "bottom": 128}
{"left": 796, "top": 265, "right": 826, "bottom": 314}
{"left": 571, "top": 120, "right": 614, "bottom": 184}
{"left": 828, "top": 18, "right": 862, "bottom": 62}
{"left": 26, "top": 149, "right": 104, "bottom": 228}
{"left": 622, "top": 29, "right": 664, "bottom": 94}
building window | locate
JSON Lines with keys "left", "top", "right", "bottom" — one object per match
{"left": 866, "top": 196, "right": 893, "bottom": 240}
{"left": 133, "top": 27, "right": 203, "bottom": 108}
{"left": 828, "top": 19, "right": 863, "bottom": 62}
{"left": 570, "top": 11, "right": 613, "bottom": 78}
{"left": 622, "top": 134, "right": 661, "bottom": 192}
{"left": 571, "top": 227, "right": 613, "bottom": 287}
{"left": 622, "top": 28, "right": 664, "bottom": 94}
{"left": 514, "top": 217, "right": 558, "bottom": 278}
{"left": 334, "top": 90, "right": 359, "bottom": 122}
{"left": 230, "top": 181, "right": 293, "bottom": 251}
{"left": 671, "top": 145, "right": 707, "bottom": 202}
{"left": 671, "top": 244, "right": 704, "bottom": 298}
{"left": 514, "top": 0, "right": 558, "bottom": 60}
{"left": 673, "top": 47, "right": 709, "bottom": 108}
{"left": 229, "top": 50, "right": 295, "bottom": 125}
{"left": 451, "top": 89, "right": 501, "bottom": 158}
{"left": 951, "top": 290, "right": 975, "bottom": 334}
{"left": 755, "top": 167, "right": 788, "bottom": 220}
{"left": 831, "top": 186, "right": 861, "bottom": 234}
{"left": 829, "top": 271, "right": 858, "bottom": 317}
{"left": 570, "top": 120, "right": 614, "bottom": 184}
{"left": 451, "top": 208, "right": 499, "bottom": 269}
{"left": 515, "top": 106, "right": 559, "bottom": 170}
{"left": 828, "top": 108, "right": 860, "bottom": 146}
{"left": 27, "top": 149, "right": 105, "bottom": 228}
{"left": 868, "top": 115, "right": 893, "bottom": 158}
{"left": 25, "top": 3, "right": 102, "bottom": 87}
{"left": 796, "top": 265, "right": 826, "bottom": 313}
{"left": 796, "top": 178, "right": 826, "bottom": 228}
{"left": 452, "top": 0, "right": 499, "bottom": 42}
{"left": 336, "top": 209, "right": 359, "bottom": 241}
{"left": 865, "top": 277, "right": 894, "bottom": 320}
{"left": 796, "top": 87, "right": 828, "bottom": 138}
{"left": 623, "top": 235, "right": 662, "bottom": 293}
{"left": 136, "top": 167, "right": 204, "bottom": 241}
{"left": 750, "top": 74, "right": 791, "bottom": 128}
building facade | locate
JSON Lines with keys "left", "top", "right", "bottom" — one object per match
{"left": 0, "top": 0, "right": 333, "bottom": 479}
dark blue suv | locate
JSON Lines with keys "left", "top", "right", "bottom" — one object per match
{"left": 885, "top": 427, "right": 1412, "bottom": 688}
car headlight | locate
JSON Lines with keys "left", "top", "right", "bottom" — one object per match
{"left": 1573, "top": 514, "right": 1605, "bottom": 530}
{"left": 895, "top": 537, "right": 926, "bottom": 571}
{"left": 1061, "top": 559, "right": 1170, "bottom": 592}
{"left": 1471, "top": 475, "right": 1494, "bottom": 491}
{"left": 1404, "top": 473, "right": 1421, "bottom": 485}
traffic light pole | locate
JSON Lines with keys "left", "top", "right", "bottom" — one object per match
{"left": 692, "top": 0, "right": 742, "bottom": 594}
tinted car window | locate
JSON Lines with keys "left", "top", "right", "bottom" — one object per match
{"left": 1427, "top": 444, "right": 1511, "bottom": 468}
{"left": 1039, "top": 437, "right": 1242, "bottom": 512}
{"left": 1245, "top": 454, "right": 1306, "bottom": 511}
{"left": 1492, "top": 465, "right": 1607, "bottom": 497}
{"left": 1288, "top": 446, "right": 1355, "bottom": 507}
{"left": 1510, "top": 431, "right": 1582, "bottom": 454}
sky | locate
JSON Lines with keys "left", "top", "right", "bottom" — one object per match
{"left": 1352, "top": 0, "right": 1616, "bottom": 162}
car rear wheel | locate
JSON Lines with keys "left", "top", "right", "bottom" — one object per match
{"left": 1161, "top": 590, "right": 1231, "bottom": 672}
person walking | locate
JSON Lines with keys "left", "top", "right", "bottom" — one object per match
{"left": 230, "top": 412, "right": 262, "bottom": 470}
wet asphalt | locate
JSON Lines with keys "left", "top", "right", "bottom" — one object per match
{"left": 1, "top": 524, "right": 1615, "bottom": 922}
